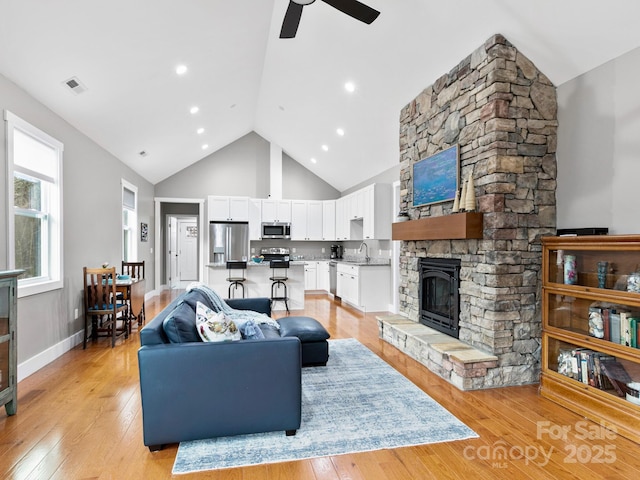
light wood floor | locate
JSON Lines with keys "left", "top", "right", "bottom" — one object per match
{"left": 2, "top": 292, "right": 639, "bottom": 479}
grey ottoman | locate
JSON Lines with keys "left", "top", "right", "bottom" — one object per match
{"left": 278, "top": 316, "right": 330, "bottom": 366}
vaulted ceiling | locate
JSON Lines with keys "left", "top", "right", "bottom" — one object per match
{"left": 2, "top": 0, "right": 640, "bottom": 191}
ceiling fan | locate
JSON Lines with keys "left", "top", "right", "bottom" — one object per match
{"left": 280, "top": 0, "right": 380, "bottom": 39}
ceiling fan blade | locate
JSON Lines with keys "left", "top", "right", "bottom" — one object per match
{"left": 280, "top": 2, "right": 304, "bottom": 38}
{"left": 321, "top": 0, "right": 380, "bottom": 24}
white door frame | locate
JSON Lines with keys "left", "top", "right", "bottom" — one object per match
{"left": 154, "top": 197, "right": 205, "bottom": 291}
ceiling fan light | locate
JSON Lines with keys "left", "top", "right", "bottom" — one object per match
{"left": 292, "top": 0, "right": 315, "bottom": 5}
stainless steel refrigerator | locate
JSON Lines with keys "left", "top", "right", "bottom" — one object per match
{"left": 209, "top": 221, "right": 249, "bottom": 265}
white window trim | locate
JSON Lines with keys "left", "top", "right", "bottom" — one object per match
{"left": 122, "top": 178, "right": 138, "bottom": 261}
{"left": 5, "top": 110, "right": 64, "bottom": 297}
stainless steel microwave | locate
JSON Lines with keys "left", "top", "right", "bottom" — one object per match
{"left": 261, "top": 222, "right": 291, "bottom": 239}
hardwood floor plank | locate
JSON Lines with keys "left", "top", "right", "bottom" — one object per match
{"left": 1, "top": 291, "right": 638, "bottom": 479}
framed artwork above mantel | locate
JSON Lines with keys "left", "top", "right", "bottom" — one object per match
{"left": 412, "top": 144, "right": 459, "bottom": 207}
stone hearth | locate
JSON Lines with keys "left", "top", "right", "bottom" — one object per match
{"left": 391, "top": 34, "right": 558, "bottom": 390}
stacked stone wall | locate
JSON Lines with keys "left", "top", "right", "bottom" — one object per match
{"left": 398, "top": 34, "right": 557, "bottom": 387}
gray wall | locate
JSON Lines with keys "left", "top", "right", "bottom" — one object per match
{"left": 0, "top": 73, "right": 155, "bottom": 365}
{"left": 154, "top": 131, "right": 340, "bottom": 200}
{"left": 557, "top": 45, "right": 640, "bottom": 234}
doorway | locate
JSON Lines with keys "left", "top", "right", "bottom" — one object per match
{"left": 167, "top": 215, "right": 199, "bottom": 289}
{"left": 154, "top": 198, "right": 205, "bottom": 291}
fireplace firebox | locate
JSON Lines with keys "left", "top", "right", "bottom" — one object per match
{"left": 419, "top": 258, "right": 460, "bottom": 338}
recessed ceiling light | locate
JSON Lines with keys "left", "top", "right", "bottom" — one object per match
{"left": 311, "top": 158, "right": 317, "bottom": 164}
{"left": 336, "top": 128, "right": 345, "bottom": 136}
{"left": 321, "top": 145, "right": 329, "bottom": 152}
{"left": 176, "top": 65, "right": 187, "bottom": 75}
{"left": 344, "top": 82, "right": 355, "bottom": 93}
{"left": 197, "top": 127, "right": 205, "bottom": 135}
{"left": 190, "top": 106, "right": 199, "bottom": 114}
{"left": 230, "top": 104, "right": 237, "bottom": 109}
{"left": 202, "top": 144, "right": 209, "bottom": 150}
{"left": 138, "top": 150, "right": 148, "bottom": 157}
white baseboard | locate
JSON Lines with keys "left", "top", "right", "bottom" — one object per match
{"left": 17, "top": 330, "right": 84, "bottom": 383}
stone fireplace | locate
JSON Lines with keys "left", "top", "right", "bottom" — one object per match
{"left": 380, "top": 34, "right": 558, "bottom": 390}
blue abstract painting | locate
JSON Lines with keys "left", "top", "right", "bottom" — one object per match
{"left": 413, "top": 145, "right": 459, "bottom": 206}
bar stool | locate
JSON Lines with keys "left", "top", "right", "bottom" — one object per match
{"left": 269, "top": 260, "right": 290, "bottom": 313}
{"left": 226, "top": 261, "right": 247, "bottom": 298}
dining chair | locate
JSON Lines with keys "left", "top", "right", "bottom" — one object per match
{"left": 121, "top": 260, "right": 146, "bottom": 327}
{"left": 83, "top": 266, "right": 129, "bottom": 348}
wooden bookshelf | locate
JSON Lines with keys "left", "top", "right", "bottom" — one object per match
{"left": 541, "top": 235, "right": 640, "bottom": 444}
{"left": 391, "top": 212, "right": 483, "bottom": 241}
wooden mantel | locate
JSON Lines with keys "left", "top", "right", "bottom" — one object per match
{"left": 392, "top": 212, "right": 483, "bottom": 241}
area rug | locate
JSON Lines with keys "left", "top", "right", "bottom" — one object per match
{"left": 172, "top": 338, "right": 477, "bottom": 474}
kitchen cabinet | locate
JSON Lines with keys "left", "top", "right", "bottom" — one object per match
{"left": 362, "top": 183, "right": 392, "bottom": 240}
{"left": 322, "top": 200, "right": 336, "bottom": 241}
{"left": 261, "top": 199, "right": 291, "bottom": 223}
{"left": 335, "top": 197, "right": 350, "bottom": 241}
{"left": 540, "top": 235, "right": 640, "bottom": 443}
{"left": 334, "top": 183, "right": 392, "bottom": 241}
{"left": 291, "top": 200, "right": 323, "bottom": 241}
{"left": 208, "top": 196, "right": 249, "bottom": 222}
{"left": 317, "top": 261, "right": 330, "bottom": 292}
{"left": 0, "top": 270, "right": 21, "bottom": 416}
{"left": 304, "top": 261, "right": 318, "bottom": 290}
{"left": 336, "top": 263, "right": 390, "bottom": 312}
{"left": 248, "top": 198, "right": 262, "bottom": 240}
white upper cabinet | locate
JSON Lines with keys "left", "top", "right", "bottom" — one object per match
{"left": 248, "top": 198, "right": 262, "bottom": 240}
{"left": 261, "top": 199, "right": 291, "bottom": 223}
{"left": 208, "top": 196, "right": 249, "bottom": 222}
{"left": 322, "top": 200, "right": 336, "bottom": 241}
{"left": 291, "top": 200, "right": 323, "bottom": 241}
{"left": 363, "top": 184, "right": 392, "bottom": 240}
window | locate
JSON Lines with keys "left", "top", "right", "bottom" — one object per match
{"left": 122, "top": 180, "right": 138, "bottom": 261}
{"left": 5, "top": 110, "right": 63, "bottom": 297}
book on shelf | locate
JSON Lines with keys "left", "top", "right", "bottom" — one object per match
{"left": 610, "top": 311, "right": 621, "bottom": 345}
{"left": 603, "top": 308, "right": 611, "bottom": 341}
{"left": 621, "top": 311, "right": 632, "bottom": 347}
{"left": 599, "top": 359, "right": 632, "bottom": 397}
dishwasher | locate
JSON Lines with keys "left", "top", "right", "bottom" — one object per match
{"left": 329, "top": 260, "right": 338, "bottom": 297}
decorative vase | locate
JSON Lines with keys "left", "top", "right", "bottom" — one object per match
{"left": 597, "top": 261, "right": 608, "bottom": 289}
{"left": 564, "top": 255, "right": 577, "bottom": 285}
{"left": 464, "top": 174, "right": 476, "bottom": 212}
{"left": 396, "top": 212, "right": 409, "bottom": 222}
{"left": 459, "top": 179, "right": 467, "bottom": 213}
{"left": 452, "top": 190, "right": 460, "bottom": 213}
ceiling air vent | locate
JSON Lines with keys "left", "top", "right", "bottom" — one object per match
{"left": 62, "top": 76, "right": 87, "bottom": 95}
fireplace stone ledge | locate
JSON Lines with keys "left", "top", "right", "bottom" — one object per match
{"left": 376, "top": 314, "right": 499, "bottom": 391}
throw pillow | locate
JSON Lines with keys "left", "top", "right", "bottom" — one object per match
{"left": 196, "top": 301, "right": 241, "bottom": 342}
{"left": 162, "top": 301, "right": 201, "bottom": 343}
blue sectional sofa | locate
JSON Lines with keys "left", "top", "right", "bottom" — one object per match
{"left": 137, "top": 289, "right": 302, "bottom": 451}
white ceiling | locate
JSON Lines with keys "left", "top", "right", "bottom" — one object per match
{"left": 2, "top": 0, "right": 640, "bottom": 191}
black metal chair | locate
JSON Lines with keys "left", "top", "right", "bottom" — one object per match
{"left": 226, "top": 261, "right": 247, "bottom": 298}
{"left": 269, "top": 260, "right": 290, "bottom": 313}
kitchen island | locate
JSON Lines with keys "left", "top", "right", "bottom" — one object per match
{"left": 206, "top": 261, "right": 305, "bottom": 311}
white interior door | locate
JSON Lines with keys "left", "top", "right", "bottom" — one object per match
{"left": 168, "top": 216, "right": 179, "bottom": 289}
{"left": 178, "top": 219, "right": 198, "bottom": 281}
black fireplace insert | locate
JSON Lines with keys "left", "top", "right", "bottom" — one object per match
{"left": 419, "top": 258, "right": 460, "bottom": 338}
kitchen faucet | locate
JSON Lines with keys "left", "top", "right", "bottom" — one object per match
{"left": 358, "top": 242, "right": 370, "bottom": 264}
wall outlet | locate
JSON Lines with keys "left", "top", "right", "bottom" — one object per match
{"left": 150, "top": 247, "right": 153, "bottom": 254}
{"left": 251, "top": 247, "right": 255, "bottom": 254}
{"left": 321, "top": 247, "right": 325, "bottom": 253}
{"left": 379, "top": 249, "right": 382, "bottom": 255}
{"left": 292, "top": 248, "right": 296, "bottom": 253}
{"left": 74, "top": 308, "right": 79, "bottom": 319}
